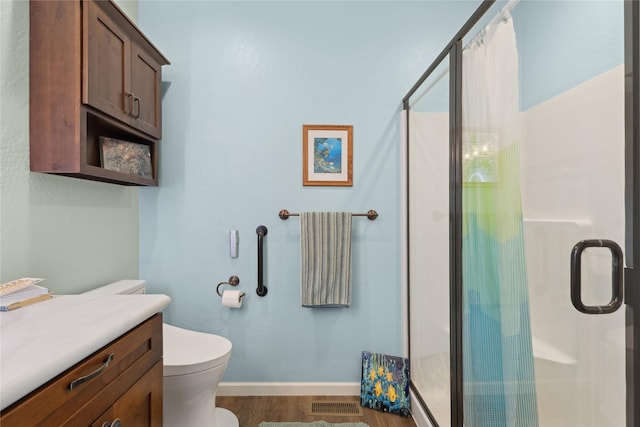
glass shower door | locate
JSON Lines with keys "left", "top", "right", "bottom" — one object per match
{"left": 407, "top": 58, "right": 452, "bottom": 426}
{"left": 460, "top": 1, "right": 628, "bottom": 426}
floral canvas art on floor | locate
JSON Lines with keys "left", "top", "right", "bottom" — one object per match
{"left": 360, "top": 351, "right": 410, "bottom": 416}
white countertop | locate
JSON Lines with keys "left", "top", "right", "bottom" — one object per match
{"left": 0, "top": 294, "right": 171, "bottom": 410}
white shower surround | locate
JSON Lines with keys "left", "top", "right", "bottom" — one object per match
{"left": 408, "top": 64, "right": 626, "bottom": 427}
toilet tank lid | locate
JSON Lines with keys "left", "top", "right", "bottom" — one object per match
{"left": 83, "top": 280, "right": 146, "bottom": 295}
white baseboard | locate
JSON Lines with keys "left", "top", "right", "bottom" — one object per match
{"left": 218, "top": 382, "right": 361, "bottom": 396}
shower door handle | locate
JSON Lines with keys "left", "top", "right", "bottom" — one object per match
{"left": 570, "top": 239, "right": 624, "bottom": 314}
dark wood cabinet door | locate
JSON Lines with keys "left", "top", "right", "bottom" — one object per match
{"left": 131, "top": 44, "right": 163, "bottom": 139}
{"left": 109, "top": 362, "right": 163, "bottom": 427}
{"left": 84, "top": 0, "right": 132, "bottom": 126}
{"left": 91, "top": 362, "right": 163, "bottom": 427}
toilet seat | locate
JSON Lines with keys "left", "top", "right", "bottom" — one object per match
{"left": 163, "top": 323, "right": 232, "bottom": 377}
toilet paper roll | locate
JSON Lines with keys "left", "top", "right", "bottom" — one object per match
{"left": 222, "top": 290, "right": 244, "bottom": 308}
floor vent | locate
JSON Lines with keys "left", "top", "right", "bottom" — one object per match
{"left": 309, "top": 401, "right": 364, "bottom": 416}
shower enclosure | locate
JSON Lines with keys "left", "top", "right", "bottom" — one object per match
{"left": 404, "top": 1, "right": 640, "bottom": 426}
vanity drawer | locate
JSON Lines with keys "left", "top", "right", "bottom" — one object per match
{"left": 0, "top": 314, "right": 162, "bottom": 427}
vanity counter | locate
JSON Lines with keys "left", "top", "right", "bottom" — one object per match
{"left": 0, "top": 294, "right": 170, "bottom": 411}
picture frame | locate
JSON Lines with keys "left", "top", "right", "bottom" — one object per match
{"left": 302, "top": 124, "right": 353, "bottom": 186}
{"left": 99, "top": 136, "right": 153, "bottom": 178}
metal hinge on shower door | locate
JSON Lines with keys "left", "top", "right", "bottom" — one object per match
{"left": 625, "top": 267, "right": 635, "bottom": 307}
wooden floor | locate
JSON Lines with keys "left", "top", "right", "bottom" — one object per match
{"left": 216, "top": 395, "right": 417, "bottom": 427}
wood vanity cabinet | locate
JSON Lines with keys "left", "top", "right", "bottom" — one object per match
{"left": 0, "top": 314, "right": 163, "bottom": 427}
{"left": 30, "top": 0, "right": 170, "bottom": 186}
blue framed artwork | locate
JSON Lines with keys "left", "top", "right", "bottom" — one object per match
{"left": 360, "top": 351, "right": 411, "bottom": 417}
{"left": 302, "top": 124, "right": 353, "bottom": 186}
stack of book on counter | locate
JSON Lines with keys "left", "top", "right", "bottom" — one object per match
{"left": 0, "top": 278, "right": 52, "bottom": 312}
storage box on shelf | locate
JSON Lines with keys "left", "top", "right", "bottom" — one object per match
{"left": 29, "top": 0, "right": 170, "bottom": 186}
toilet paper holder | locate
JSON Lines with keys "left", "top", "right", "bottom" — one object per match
{"left": 216, "top": 275, "right": 245, "bottom": 299}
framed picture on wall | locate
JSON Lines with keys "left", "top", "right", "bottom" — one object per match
{"left": 302, "top": 124, "right": 353, "bottom": 186}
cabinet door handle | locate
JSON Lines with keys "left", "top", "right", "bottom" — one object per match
{"left": 68, "top": 353, "right": 115, "bottom": 390}
{"left": 100, "top": 419, "right": 121, "bottom": 427}
{"left": 133, "top": 96, "right": 141, "bottom": 118}
{"left": 124, "top": 92, "right": 134, "bottom": 116}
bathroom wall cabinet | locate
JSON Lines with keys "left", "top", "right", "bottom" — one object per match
{"left": 0, "top": 314, "right": 163, "bottom": 427}
{"left": 29, "top": 0, "right": 170, "bottom": 186}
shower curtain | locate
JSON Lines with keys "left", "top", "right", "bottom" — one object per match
{"left": 461, "top": 11, "right": 539, "bottom": 427}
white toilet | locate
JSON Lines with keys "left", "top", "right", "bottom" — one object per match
{"left": 84, "top": 280, "right": 238, "bottom": 427}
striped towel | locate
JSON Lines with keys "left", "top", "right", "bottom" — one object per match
{"left": 300, "top": 212, "right": 352, "bottom": 308}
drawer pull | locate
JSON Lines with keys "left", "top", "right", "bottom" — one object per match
{"left": 68, "top": 353, "right": 115, "bottom": 390}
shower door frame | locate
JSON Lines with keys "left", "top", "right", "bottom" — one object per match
{"left": 403, "top": 1, "right": 640, "bottom": 426}
{"left": 625, "top": 2, "right": 640, "bottom": 425}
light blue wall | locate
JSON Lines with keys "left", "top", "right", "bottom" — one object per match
{"left": 513, "top": 0, "right": 623, "bottom": 110}
{"left": 137, "top": 0, "right": 479, "bottom": 382}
